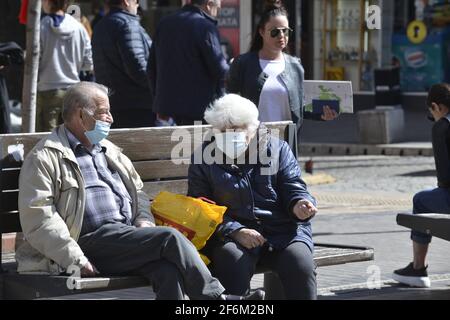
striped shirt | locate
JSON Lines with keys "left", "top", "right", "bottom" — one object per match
{"left": 65, "top": 128, "right": 132, "bottom": 236}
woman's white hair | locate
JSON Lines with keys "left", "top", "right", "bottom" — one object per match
{"left": 204, "top": 94, "right": 260, "bottom": 133}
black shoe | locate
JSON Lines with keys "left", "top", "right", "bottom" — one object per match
{"left": 393, "top": 262, "right": 430, "bottom": 288}
{"left": 219, "top": 289, "right": 265, "bottom": 301}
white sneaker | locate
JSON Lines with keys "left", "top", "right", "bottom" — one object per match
{"left": 392, "top": 262, "right": 431, "bottom": 288}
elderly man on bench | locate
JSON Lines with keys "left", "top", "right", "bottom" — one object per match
{"left": 16, "top": 81, "right": 263, "bottom": 300}
{"left": 393, "top": 83, "right": 450, "bottom": 288}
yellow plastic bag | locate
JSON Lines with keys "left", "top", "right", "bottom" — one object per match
{"left": 150, "top": 191, "right": 227, "bottom": 265}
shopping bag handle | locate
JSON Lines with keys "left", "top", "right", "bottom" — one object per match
{"left": 198, "top": 197, "right": 216, "bottom": 205}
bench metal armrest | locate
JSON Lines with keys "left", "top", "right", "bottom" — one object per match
{"left": 397, "top": 213, "right": 450, "bottom": 242}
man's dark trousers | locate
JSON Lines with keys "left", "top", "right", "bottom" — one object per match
{"left": 78, "top": 223, "right": 224, "bottom": 300}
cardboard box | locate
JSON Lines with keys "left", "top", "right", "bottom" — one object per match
{"left": 303, "top": 80, "right": 354, "bottom": 114}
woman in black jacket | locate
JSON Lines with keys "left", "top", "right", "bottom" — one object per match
{"left": 188, "top": 94, "right": 318, "bottom": 299}
{"left": 226, "top": 1, "right": 338, "bottom": 129}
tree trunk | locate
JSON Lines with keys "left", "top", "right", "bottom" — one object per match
{"left": 21, "top": 0, "right": 41, "bottom": 133}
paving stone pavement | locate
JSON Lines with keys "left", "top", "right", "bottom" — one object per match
{"left": 302, "top": 155, "right": 437, "bottom": 196}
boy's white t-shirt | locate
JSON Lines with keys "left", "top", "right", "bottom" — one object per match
{"left": 258, "top": 59, "right": 292, "bottom": 122}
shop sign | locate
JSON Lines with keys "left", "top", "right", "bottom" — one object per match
{"left": 217, "top": 4, "right": 239, "bottom": 28}
{"left": 407, "top": 20, "right": 428, "bottom": 44}
{"left": 217, "top": 0, "right": 240, "bottom": 59}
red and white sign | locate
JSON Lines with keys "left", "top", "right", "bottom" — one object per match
{"left": 217, "top": 0, "right": 240, "bottom": 58}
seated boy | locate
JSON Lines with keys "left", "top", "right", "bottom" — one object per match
{"left": 393, "top": 83, "right": 450, "bottom": 288}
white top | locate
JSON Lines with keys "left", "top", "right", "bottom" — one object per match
{"left": 258, "top": 59, "right": 292, "bottom": 122}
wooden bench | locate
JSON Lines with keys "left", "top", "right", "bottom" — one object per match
{"left": 397, "top": 213, "right": 450, "bottom": 242}
{"left": 0, "top": 121, "right": 374, "bottom": 299}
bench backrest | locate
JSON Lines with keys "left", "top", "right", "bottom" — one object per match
{"left": 0, "top": 122, "right": 296, "bottom": 249}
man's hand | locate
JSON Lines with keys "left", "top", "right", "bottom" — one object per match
{"left": 321, "top": 106, "right": 339, "bottom": 121}
{"left": 230, "top": 228, "right": 266, "bottom": 250}
{"left": 135, "top": 221, "right": 155, "bottom": 228}
{"left": 292, "top": 200, "right": 318, "bottom": 221}
{"left": 80, "top": 261, "right": 99, "bottom": 277}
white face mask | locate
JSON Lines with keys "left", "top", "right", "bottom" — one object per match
{"left": 215, "top": 131, "right": 248, "bottom": 159}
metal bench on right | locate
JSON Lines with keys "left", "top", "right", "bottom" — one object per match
{"left": 397, "top": 213, "right": 450, "bottom": 242}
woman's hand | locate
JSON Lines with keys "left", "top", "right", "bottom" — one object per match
{"left": 321, "top": 106, "right": 339, "bottom": 121}
{"left": 293, "top": 200, "right": 318, "bottom": 221}
{"left": 230, "top": 228, "right": 267, "bottom": 250}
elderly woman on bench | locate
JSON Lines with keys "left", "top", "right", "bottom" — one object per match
{"left": 188, "top": 94, "right": 318, "bottom": 300}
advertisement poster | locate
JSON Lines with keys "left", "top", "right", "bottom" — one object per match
{"left": 217, "top": 0, "right": 240, "bottom": 61}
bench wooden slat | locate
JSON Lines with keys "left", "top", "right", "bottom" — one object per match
{"left": 143, "top": 180, "right": 188, "bottom": 200}
{"left": 134, "top": 160, "right": 189, "bottom": 181}
{"left": 0, "top": 168, "right": 20, "bottom": 190}
{"left": 109, "top": 123, "right": 291, "bottom": 161}
{"left": 397, "top": 213, "right": 450, "bottom": 241}
{"left": 0, "top": 178, "right": 190, "bottom": 215}
{"left": 0, "top": 212, "right": 21, "bottom": 233}
{"left": 0, "top": 192, "right": 18, "bottom": 214}
{"left": 314, "top": 247, "right": 374, "bottom": 267}
{"left": 0, "top": 133, "right": 47, "bottom": 170}
{"left": 74, "top": 276, "right": 148, "bottom": 291}
{"left": 0, "top": 123, "right": 292, "bottom": 164}
{"left": 0, "top": 161, "right": 190, "bottom": 189}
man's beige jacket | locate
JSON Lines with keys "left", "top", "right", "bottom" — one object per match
{"left": 16, "top": 125, "right": 155, "bottom": 274}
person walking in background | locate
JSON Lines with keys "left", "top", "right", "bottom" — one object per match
{"left": 37, "top": 0, "right": 93, "bottom": 132}
{"left": 148, "top": 0, "right": 229, "bottom": 126}
{"left": 92, "top": 0, "right": 155, "bottom": 128}
{"left": 393, "top": 83, "right": 450, "bottom": 288}
{"left": 91, "top": 1, "right": 107, "bottom": 29}
{"left": 78, "top": 15, "right": 96, "bottom": 82}
{"left": 0, "top": 41, "right": 24, "bottom": 133}
{"left": 226, "top": 0, "right": 338, "bottom": 131}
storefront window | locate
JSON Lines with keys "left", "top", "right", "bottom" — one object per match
{"left": 392, "top": 0, "right": 450, "bottom": 92}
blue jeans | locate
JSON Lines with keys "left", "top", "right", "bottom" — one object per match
{"left": 411, "top": 188, "right": 450, "bottom": 244}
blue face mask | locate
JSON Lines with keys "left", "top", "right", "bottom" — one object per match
{"left": 85, "top": 120, "right": 111, "bottom": 145}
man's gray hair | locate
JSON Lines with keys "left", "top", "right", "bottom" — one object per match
{"left": 62, "top": 82, "right": 110, "bottom": 122}
{"left": 204, "top": 94, "right": 260, "bottom": 133}
{"left": 191, "top": 0, "right": 220, "bottom": 6}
